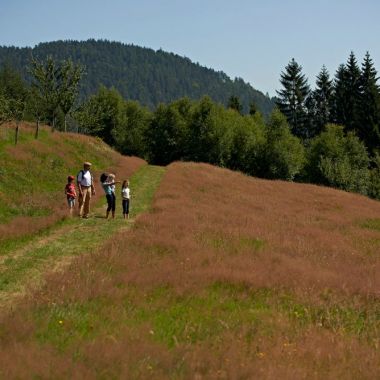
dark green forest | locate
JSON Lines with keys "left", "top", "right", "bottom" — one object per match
{"left": 0, "top": 39, "right": 274, "bottom": 115}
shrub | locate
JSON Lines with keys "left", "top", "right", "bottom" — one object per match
{"left": 260, "top": 109, "right": 305, "bottom": 180}
{"left": 228, "top": 112, "right": 265, "bottom": 176}
{"left": 368, "top": 153, "right": 380, "bottom": 199}
{"left": 306, "top": 124, "right": 370, "bottom": 194}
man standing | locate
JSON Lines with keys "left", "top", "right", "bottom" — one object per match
{"left": 77, "top": 162, "right": 95, "bottom": 218}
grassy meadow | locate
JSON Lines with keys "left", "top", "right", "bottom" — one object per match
{"left": 0, "top": 122, "right": 145, "bottom": 242}
{"left": 1, "top": 149, "right": 380, "bottom": 378}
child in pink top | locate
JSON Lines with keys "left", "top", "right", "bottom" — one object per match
{"left": 65, "top": 175, "right": 77, "bottom": 213}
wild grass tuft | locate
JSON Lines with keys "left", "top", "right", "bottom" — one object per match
{"left": 360, "top": 218, "right": 380, "bottom": 231}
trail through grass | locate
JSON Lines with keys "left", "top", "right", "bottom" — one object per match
{"left": 0, "top": 164, "right": 165, "bottom": 312}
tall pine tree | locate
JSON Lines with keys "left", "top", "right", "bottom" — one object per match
{"left": 276, "top": 58, "right": 310, "bottom": 139}
{"left": 358, "top": 52, "right": 380, "bottom": 154}
{"left": 332, "top": 64, "right": 347, "bottom": 126}
{"left": 345, "top": 52, "right": 361, "bottom": 133}
{"left": 334, "top": 52, "right": 361, "bottom": 133}
{"left": 313, "top": 65, "right": 333, "bottom": 135}
{"left": 227, "top": 95, "right": 243, "bottom": 114}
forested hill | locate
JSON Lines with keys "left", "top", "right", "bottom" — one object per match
{"left": 0, "top": 39, "right": 274, "bottom": 115}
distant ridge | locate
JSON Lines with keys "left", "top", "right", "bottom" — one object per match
{"left": 0, "top": 39, "right": 274, "bottom": 115}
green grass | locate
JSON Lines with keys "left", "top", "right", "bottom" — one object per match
{"left": 0, "top": 126, "right": 117, "bottom": 224}
{"left": 30, "top": 281, "right": 380, "bottom": 356}
{"left": 128, "top": 165, "right": 166, "bottom": 217}
{"left": 31, "top": 284, "right": 274, "bottom": 352}
{"left": 0, "top": 125, "right": 43, "bottom": 148}
{"left": 360, "top": 218, "right": 380, "bottom": 231}
{"left": 34, "top": 298, "right": 116, "bottom": 351}
{"left": 0, "top": 165, "right": 166, "bottom": 296}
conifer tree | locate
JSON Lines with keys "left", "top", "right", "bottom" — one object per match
{"left": 333, "top": 52, "right": 362, "bottom": 133}
{"left": 227, "top": 95, "right": 243, "bottom": 114}
{"left": 304, "top": 92, "right": 317, "bottom": 138}
{"left": 313, "top": 65, "right": 334, "bottom": 134}
{"left": 249, "top": 101, "right": 257, "bottom": 116}
{"left": 344, "top": 51, "right": 361, "bottom": 133}
{"left": 276, "top": 58, "right": 310, "bottom": 139}
{"left": 332, "top": 64, "right": 347, "bottom": 125}
{"left": 358, "top": 52, "right": 380, "bottom": 153}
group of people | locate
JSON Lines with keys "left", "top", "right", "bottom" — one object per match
{"left": 64, "top": 162, "right": 130, "bottom": 219}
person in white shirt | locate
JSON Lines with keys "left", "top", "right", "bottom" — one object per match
{"left": 77, "top": 162, "right": 95, "bottom": 218}
{"left": 121, "top": 179, "right": 130, "bottom": 219}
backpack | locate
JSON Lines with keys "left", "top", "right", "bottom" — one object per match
{"left": 100, "top": 172, "right": 109, "bottom": 183}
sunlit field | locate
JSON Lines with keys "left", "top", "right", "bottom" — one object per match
{"left": 1, "top": 160, "right": 380, "bottom": 379}
{"left": 0, "top": 122, "right": 145, "bottom": 243}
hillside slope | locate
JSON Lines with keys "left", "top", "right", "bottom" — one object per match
{"left": 1, "top": 161, "right": 380, "bottom": 378}
{"left": 0, "top": 122, "right": 145, "bottom": 242}
{"left": 0, "top": 40, "right": 275, "bottom": 115}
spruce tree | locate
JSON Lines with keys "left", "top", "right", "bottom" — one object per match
{"left": 249, "top": 101, "right": 257, "bottom": 116}
{"left": 358, "top": 52, "right": 380, "bottom": 154}
{"left": 304, "top": 92, "right": 317, "bottom": 138}
{"left": 227, "top": 95, "right": 243, "bottom": 114}
{"left": 339, "top": 52, "right": 361, "bottom": 133}
{"left": 313, "top": 65, "right": 334, "bottom": 134}
{"left": 344, "top": 52, "right": 361, "bottom": 132}
{"left": 332, "top": 64, "right": 347, "bottom": 125}
{"left": 276, "top": 58, "right": 310, "bottom": 139}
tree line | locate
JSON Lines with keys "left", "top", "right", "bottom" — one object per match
{"left": 0, "top": 54, "right": 379, "bottom": 200}
{"left": 276, "top": 52, "right": 380, "bottom": 156}
{"left": 75, "top": 87, "right": 379, "bottom": 199}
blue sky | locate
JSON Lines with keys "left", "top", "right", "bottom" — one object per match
{"left": 0, "top": 0, "right": 379, "bottom": 96}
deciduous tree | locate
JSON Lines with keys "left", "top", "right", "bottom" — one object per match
{"left": 29, "top": 56, "right": 61, "bottom": 131}
{"left": 306, "top": 124, "right": 369, "bottom": 194}
{"left": 59, "top": 60, "right": 84, "bottom": 132}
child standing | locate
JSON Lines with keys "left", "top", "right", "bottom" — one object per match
{"left": 65, "top": 175, "right": 77, "bottom": 215}
{"left": 121, "top": 180, "right": 130, "bottom": 219}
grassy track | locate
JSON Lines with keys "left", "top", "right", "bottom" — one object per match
{"left": 0, "top": 164, "right": 165, "bottom": 311}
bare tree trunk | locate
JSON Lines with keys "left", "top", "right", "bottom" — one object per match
{"left": 52, "top": 115, "right": 56, "bottom": 132}
{"left": 15, "top": 120, "right": 19, "bottom": 145}
{"left": 64, "top": 114, "right": 67, "bottom": 132}
{"left": 35, "top": 117, "right": 40, "bottom": 139}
